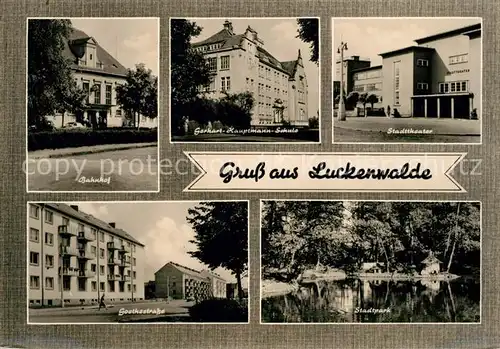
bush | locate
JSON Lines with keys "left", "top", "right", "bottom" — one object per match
{"left": 28, "top": 128, "right": 157, "bottom": 151}
{"left": 189, "top": 298, "right": 248, "bottom": 322}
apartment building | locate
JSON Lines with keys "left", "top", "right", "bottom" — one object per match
{"left": 47, "top": 27, "right": 156, "bottom": 129}
{"left": 192, "top": 20, "right": 309, "bottom": 127}
{"left": 337, "top": 22, "right": 481, "bottom": 119}
{"left": 28, "top": 203, "right": 145, "bottom": 307}
{"left": 155, "top": 262, "right": 227, "bottom": 300}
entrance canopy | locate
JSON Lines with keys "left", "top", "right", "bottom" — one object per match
{"left": 411, "top": 92, "right": 474, "bottom": 119}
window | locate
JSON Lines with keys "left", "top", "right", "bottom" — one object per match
{"left": 417, "top": 82, "right": 429, "bottom": 90}
{"left": 45, "top": 277, "right": 54, "bottom": 290}
{"left": 91, "top": 246, "right": 97, "bottom": 256}
{"left": 99, "top": 232, "right": 104, "bottom": 242}
{"left": 133, "top": 258, "right": 136, "bottom": 266}
{"left": 44, "top": 210, "right": 53, "bottom": 224}
{"left": 90, "top": 53, "right": 93, "bottom": 60}
{"left": 30, "top": 205, "right": 39, "bottom": 219}
{"left": 78, "top": 279, "right": 87, "bottom": 291}
{"left": 116, "top": 109, "right": 122, "bottom": 117}
{"left": 105, "top": 85, "right": 112, "bottom": 105}
{"left": 91, "top": 281, "right": 97, "bottom": 292}
{"left": 62, "top": 217, "right": 69, "bottom": 226}
{"left": 220, "top": 55, "right": 230, "bottom": 70}
{"left": 29, "top": 227, "right": 40, "bottom": 242}
{"left": 133, "top": 285, "right": 137, "bottom": 292}
{"left": 30, "top": 252, "right": 39, "bottom": 265}
{"left": 30, "top": 276, "right": 40, "bottom": 289}
{"left": 63, "top": 277, "right": 71, "bottom": 291}
{"left": 354, "top": 85, "right": 364, "bottom": 92}
{"left": 394, "top": 61, "right": 400, "bottom": 105}
{"left": 45, "top": 232, "right": 53, "bottom": 246}
{"left": 78, "top": 223, "right": 84, "bottom": 232}
{"left": 45, "top": 255, "right": 54, "bottom": 267}
{"left": 91, "top": 228, "right": 97, "bottom": 240}
{"left": 449, "top": 53, "right": 468, "bottom": 65}
{"left": 100, "top": 248, "right": 104, "bottom": 258}
{"left": 417, "top": 59, "right": 429, "bottom": 67}
{"left": 133, "top": 271, "right": 136, "bottom": 279}
{"left": 207, "top": 57, "right": 217, "bottom": 72}
{"left": 93, "top": 83, "right": 101, "bottom": 104}
{"left": 100, "top": 265, "right": 105, "bottom": 275}
{"left": 82, "top": 82, "right": 90, "bottom": 103}
{"left": 127, "top": 284, "right": 131, "bottom": 292}
{"left": 91, "top": 264, "right": 97, "bottom": 272}
{"left": 100, "top": 282, "right": 105, "bottom": 291}
{"left": 221, "top": 77, "right": 230, "bottom": 92}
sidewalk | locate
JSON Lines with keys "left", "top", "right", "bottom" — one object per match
{"left": 29, "top": 299, "right": 160, "bottom": 314}
{"left": 334, "top": 117, "right": 480, "bottom": 136}
{"left": 28, "top": 142, "right": 157, "bottom": 159}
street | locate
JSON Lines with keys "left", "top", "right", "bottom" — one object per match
{"left": 29, "top": 300, "right": 193, "bottom": 323}
{"left": 27, "top": 146, "right": 158, "bottom": 191}
{"left": 334, "top": 117, "right": 481, "bottom": 143}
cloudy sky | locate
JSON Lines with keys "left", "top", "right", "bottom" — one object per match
{"left": 71, "top": 18, "right": 159, "bottom": 75}
{"left": 73, "top": 202, "right": 244, "bottom": 283}
{"left": 189, "top": 18, "right": 320, "bottom": 117}
{"left": 333, "top": 18, "right": 480, "bottom": 69}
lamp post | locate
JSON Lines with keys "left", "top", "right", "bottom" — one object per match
{"left": 337, "top": 41, "right": 348, "bottom": 121}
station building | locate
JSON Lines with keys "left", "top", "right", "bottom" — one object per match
{"left": 192, "top": 20, "right": 309, "bottom": 126}
{"left": 28, "top": 203, "right": 145, "bottom": 307}
{"left": 337, "top": 22, "right": 481, "bottom": 119}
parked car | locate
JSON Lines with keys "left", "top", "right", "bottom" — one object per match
{"left": 28, "top": 120, "right": 55, "bottom": 132}
{"left": 63, "top": 122, "right": 87, "bottom": 129}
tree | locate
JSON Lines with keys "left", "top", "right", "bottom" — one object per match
{"left": 187, "top": 202, "right": 248, "bottom": 299}
{"left": 359, "top": 92, "right": 368, "bottom": 112}
{"left": 171, "top": 19, "right": 211, "bottom": 133}
{"left": 217, "top": 92, "right": 254, "bottom": 128}
{"left": 345, "top": 91, "right": 360, "bottom": 110}
{"left": 367, "top": 94, "right": 379, "bottom": 109}
{"left": 296, "top": 18, "right": 319, "bottom": 64}
{"left": 115, "top": 63, "right": 158, "bottom": 129}
{"left": 27, "top": 19, "right": 85, "bottom": 127}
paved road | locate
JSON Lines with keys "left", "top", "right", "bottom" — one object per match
{"left": 29, "top": 300, "right": 192, "bottom": 323}
{"left": 27, "top": 147, "right": 158, "bottom": 191}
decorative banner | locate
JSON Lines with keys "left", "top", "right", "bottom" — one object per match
{"left": 184, "top": 152, "right": 466, "bottom": 192}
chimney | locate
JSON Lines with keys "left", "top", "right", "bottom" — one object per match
{"left": 223, "top": 20, "right": 233, "bottom": 34}
{"left": 109, "top": 222, "right": 116, "bottom": 228}
{"left": 70, "top": 205, "right": 79, "bottom": 211}
{"left": 352, "top": 55, "right": 360, "bottom": 60}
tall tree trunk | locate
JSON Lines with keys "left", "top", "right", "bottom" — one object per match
{"left": 137, "top": 112, "right": 141, "bottom": 129}
{"left": 236, "top": 270, "right": 243, "bottom": 300}
{"left": 61, "top": 111, "right": 65, "bottom": 128}
{"left": 444, "top": 203, "right": 461, "bottom": 261}
{"left": 446, "top": 203, "right": 461, "bottom": 273}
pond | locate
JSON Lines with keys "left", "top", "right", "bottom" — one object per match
{"left": 261, "top": 278, "right": 480, "bottom": 323}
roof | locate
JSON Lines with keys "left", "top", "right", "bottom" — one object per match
{"left": 463, "top": 28, "right": 481, "bottom": 38}
{"left": 352, "top": 65, "right": 382, "bottom": 73}
{"left": 422, "top": 252, "right": 441, "bottom": 265}
{"left": 414, "top": 23, "right": 481, "bottom": 44}
{"left": 62, "top": 28, "right": 128, "bottom": 77}
{"left": 361, "top": 262, "right": 384, "bottom": 271}
{"left": 44, "top": 203, "right": 144, "bottom": 246}
{"left": 379, "top": 46, "right": 435, "bottom": 58}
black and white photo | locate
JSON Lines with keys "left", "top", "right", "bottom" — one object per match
{"left": 28, "top": 201, "right": 249, "bottom": 324}
{"left": 26, "top": 18, "right": 159, "bottom": 192}
{"left": 170, "top": 17, "right": 320, "bottom": 143}
{"left": 261, "top": 200, "right": 481, "bottom": 323}
{"left": 333, "top": 18, "right": 482, "bottom": 144}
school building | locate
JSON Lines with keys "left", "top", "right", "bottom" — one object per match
{"left": 28, "top": 203, "right": 145, "bottom": 307}
{"left": 337, "top": 22, "right": 481, "bottom": 119}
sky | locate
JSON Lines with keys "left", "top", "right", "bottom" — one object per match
{"left": 73, "top": 202, "right": 243, "bottom": 283}
{"left": 189, "top": 18, "right": 320, "bottom": 117}
{"left": 333, "top": 18, "right": 481, "bottom": 69}
{"left": 71, "top": 18, "right": 159, "bottom": 75}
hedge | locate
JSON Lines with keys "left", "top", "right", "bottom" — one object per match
{"left": 28, "top": 128, "right": 158, "bottom": 151}
{"left": 189, "top": 298, "right": 248, "bottom": 322}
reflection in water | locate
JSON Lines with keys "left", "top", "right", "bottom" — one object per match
{"left": 262, "top": 278, "right": 480, "bottom": 323}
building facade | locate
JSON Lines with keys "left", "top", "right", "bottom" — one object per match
{"left": 48, "top": 28, "right": 157, "bottom": 129}
{"left": 28, "top": 203, "right": 145, "bottom": 307}
{"left": 337, "top": 23, "right": 481, "bottom": 119}
{"left": 192, "top": 20, "right": 309, "bottom": 127}
{"left": 334, "top": 55, "right": 371, "bottom": 97}
{"left": 155, "top": 262, "right": 227, "bottom": 300}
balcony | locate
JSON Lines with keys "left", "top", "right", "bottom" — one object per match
{"left": 77, "top": 231, "right": 95, "bottom": 242}
{"left": 78, "top": 270, "right": 96, "bottom": 278}
{"left": 59, "top": 267, "right": 79, "bottom": 276}
{"left": 60, "top": 245, "right": 78, "bottom": 256}
{"left": 118, "top": 245, "right": 131, "bottom": 254}
{"left": 120, "top": 275, "right": 131, "bottom": 282}
{"left": 120, "top": 258, "right": 131, "bottom": 266}
{"left": 77, "top": 249, "right": 96, "bottom": 260}
{"left": 107, "top": 242, "right": 119, "bottom": 250}
{"left": 107, "top": 257, "right": 121, "bottom": 265}
{"left": 58, "top": 225, "right": 76, "bottom": 237}
{"left": 107, "top": 274, "right": 121, "bottom": 281}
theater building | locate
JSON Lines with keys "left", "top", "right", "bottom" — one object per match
{"left": 337, "top": 22, "right": 481, "bottom": 119}
{"left": 28, "top": 203, "right": 145, "bottom": 307}
{"left": 192, "top": 20, "right": 309, "bottom": 126}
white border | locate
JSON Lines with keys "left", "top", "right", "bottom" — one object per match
{"left": 26, "top": 200, "right": 251, "bottom": 325}
{"left": 168, "top": 17, "right": 322, "bottom": 144}
{"left": 258, "top": 199, "right": 482, "bottom": 325}
{"left": 331, "top": 17, "right": 483, "bottom": 145}
{"left": 25, "top": 17, "right": 161, "bottom": 193}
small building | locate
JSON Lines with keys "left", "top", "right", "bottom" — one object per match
{"left": 144, "top": 280, "right": 155, "bottom": 299}
{"left": 420, "top": 252, "right": 441, "bottom": 275}
{"left": 361, "top": 262, "right": 385, "bottom": 274}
